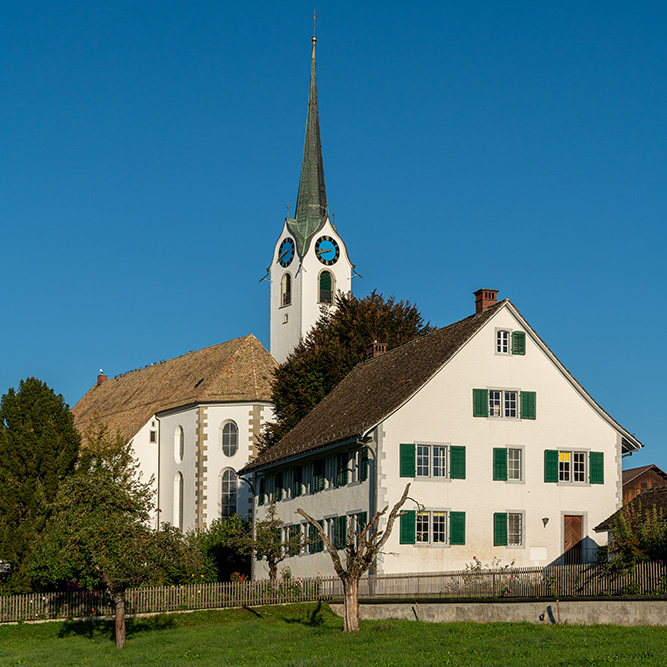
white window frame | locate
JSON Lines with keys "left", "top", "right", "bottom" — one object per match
{"left": 507, "top": 447, "right": 522, "bottom": 482}
{"left": 507, "top": 511, "right": 524, "bottom": 547}
{"left": 415, "top": 444, "right": 449, "bottom": 478}
{"left": 221, "top": 420, "right": 239, "bottom": 457}
{"left": 558, "top": 450, "right": 588, "bottom": 484}
{"left": 496, "top": 329, "right": 510, "bottom": 354}
{"left": 489, "top": 389, "right": 520, "bottom": 419}
{"left": 415, "top": 510, "right": 449, "bottom": 545}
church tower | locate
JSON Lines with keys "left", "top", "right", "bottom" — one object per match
{"left": 270, "top": 35, "right": 353, "bottom": 364}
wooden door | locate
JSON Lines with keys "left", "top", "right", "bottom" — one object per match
{"left": 563, "top": 515, "right": 582, "bottom": 564}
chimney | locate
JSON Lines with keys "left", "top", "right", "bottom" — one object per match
{"left": 366, "top": 341, "right": 387, "bottom": 359}
{"left": 97, "top": 371, "right": 107, "bottom": 386}
{"left": 473, "top": 289, "right": 498, "bottom": 314}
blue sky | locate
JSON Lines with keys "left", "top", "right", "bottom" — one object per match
{"left": 1, "top": 2, "right": 665, "bottom": 470}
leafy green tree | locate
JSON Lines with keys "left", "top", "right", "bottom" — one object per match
{"left": 36, "top": 419, "right": 208, "bottom": 649}
{"left": 609, "top": 501, "right": 667, "bottom": 569}
{"left": 228, "top": 503, "right": 302, "bottom": 584}
{"left": 0, "top": 378, "right": 80, "bottom": 591}
{"left": 195, "top": 515, "right": 251, "bottom": 581}
{"left": 262, "top": 291, "right": 434, "bottom": 449}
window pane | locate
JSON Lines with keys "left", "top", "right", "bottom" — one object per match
{"left": 507, "top": 448, "right": 521, "bottom": 481}
{"left": 222, "top": 422, "right": 238, "bottom": 456}
{"left": 497, "top": 330, "right": 509, "bottom": 353}
{"left": 416, "top": 512, "right": 430, "bottom": 543}
{"left": 504, "top": 391, "right": 517, "bottom": 418}
{"left": 508, "top": 513, "right": 522, "bottom": 546}
{"left": 417, "top": 445, "right": 430, "bottom": 477}
{"left": 574, "top": 451, "right": 586, "bottom": 482}
{"left": 221, "top": 469, "right": 237, "bottom": 519}
{"left": 489, "top": 391, "right": 502, "bottom": 417}
{"left": 559, "top": 451, "right": 571, "bottom": 482}
{"left": 433, "top": 446, "right": 447, "bottom": 477}
{"left": 432, "top": 512, "right": 447, "bottom": 543}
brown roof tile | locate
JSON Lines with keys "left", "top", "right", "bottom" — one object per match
{"left": 72, "top": 335, "right": 276, "bottom": 440}
{"left": 622, "top": 465, "right": 667, "bottom": 486}
{"left": 241, "top": 301, "right": 505, "bottom": 472}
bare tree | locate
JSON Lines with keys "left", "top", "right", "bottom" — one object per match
{"left": 297, "top": 483, "right": 411, "bottom": 632}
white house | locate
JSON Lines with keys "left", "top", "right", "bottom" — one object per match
{"left": 241, "top": 290, "right": 643, "bottom": 578}
{"left": 72, "top": 335, "right": 276, "bottom": 532}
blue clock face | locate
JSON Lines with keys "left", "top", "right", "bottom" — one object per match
{"left": 278, "top": 238, "right": 295, "bottom": 267}
{"left": 315, "top": 236, "right": 340, "bottom": 265}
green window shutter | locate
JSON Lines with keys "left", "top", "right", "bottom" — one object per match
{"left": 400, "top": 443, "right": 416, "bottom": 478}
{"left": 360, "top": 448, "right": 369, "bottom": 482}
{"left": 450, "top": 446, "right": 466, "bottom": 480}
{"left": 512, "top": 331, "right": 526, "bottom": 355}
{"left": 590, "top": 451, "right": 604, "bottom": 484}
{"left": 292, "top": 467, "right": 302, "bottom": 497}
{"left": 274, "top": 473, "right": 283, "bottom": 501}
{"left": 450, "top": 512, "right": 466, "bottom": 545}
{"left": 258, "top": 478, "right": 265, "bottom": 506}
{"left": 493, "top": 448, "right": 508, "bottom": 481}
{"left": 337, "top": 454, "right": 348, "bottom": 487}
{"left": 400, "top": 510, "right": 416, "bottom": 544}
{"left": 544, "top": 449, "right": 558, "bottom": 483}
{"left": 314, "top": 460, "right": 325, "bottom": 492}
{"left": 360, "top": 512, "right": 367, "bottom": 530}
{"left": 494, "top": 512, "right": 508, "bottom": 546}
{"left": 520, "top": 391, "right": 537, "bottom": 420}
{"left": 335, "top": 515, "right": 347, "bottom": 549}
{"left": 316, "top": 520, "right": 324, "bottom": 553}
{"left": 473, "top": 389, "right": 489, "bottom": 417}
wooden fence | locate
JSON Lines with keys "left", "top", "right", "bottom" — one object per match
{"left": 2, "top": 562, "right": 666, "bottom": 624}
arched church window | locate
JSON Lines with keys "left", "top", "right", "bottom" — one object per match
{"left": 173, "top": 472, "right": 184, "bottom": 531}
{"left": 221, "top": 421, "right": 238, "bottom": 457}
{"left": 174, "top": 425, "right": 184, "bottom": 463}
{"left": 281, "top": 273, "right": 291, "bottom": 306}
{"left": 220, "top": 468, "right": 237, "bottom": 519}
{"left": 319, "top": 271, "right": 334, "bottom": 304}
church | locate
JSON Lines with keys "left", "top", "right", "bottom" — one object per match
{"left": 71, "top": 33, "right": 350, "bottom": 533}
{"left": 73, "top": 34, "right": 642, "bottom": 576}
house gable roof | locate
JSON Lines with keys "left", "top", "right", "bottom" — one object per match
{"left": 622, "top": 465, "right": 667, "bottom": 486}
{"left": 72, "top": 334, "right": 276, "bottom": 441}
{"left": 242, "top": 298, "right": 642, "bottom": 474}
{"left": 241, "top": 300, "right": 505, "bottom": 472}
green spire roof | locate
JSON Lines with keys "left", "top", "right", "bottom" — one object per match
{"left": 287, "top": 36, "right": 328, "bottom": 258}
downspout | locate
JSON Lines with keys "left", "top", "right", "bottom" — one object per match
{"left": 155, "top": 415, "right": 161, "bottom": 530}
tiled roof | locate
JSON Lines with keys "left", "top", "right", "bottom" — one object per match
{"left": 241, "top": 297, "right": 643, "bottom": 475}
{"left": 72, "top": 335, "right": 276, "bottom": 441}
{"left": 241, "top": 301, "right": 505, "bottom": 473}
{"left": 622, "top": 465, "right": 667, "bottom": 486}
{"left": 595, "top": 486, "right": 667, "bottom": 532}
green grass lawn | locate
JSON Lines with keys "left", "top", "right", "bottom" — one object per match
{"left": 0, "top": 603, "right": 666, "bottom": 666}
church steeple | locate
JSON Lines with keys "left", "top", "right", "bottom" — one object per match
{"left": 287, "top": 36, "right": 328, "bottom": 259}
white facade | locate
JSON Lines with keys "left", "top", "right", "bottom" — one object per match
{"left": 252, "top": 300, "right": 640, "bottom": 578}
{"left": 270, "top": 216, "right": 352, "bottom": 363}
{"left": 131, "top": 402, "right": 273, "bottom": 532}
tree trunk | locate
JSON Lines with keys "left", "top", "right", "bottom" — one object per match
{"left": 342, "top": 576, "right": 360, "bottom": 632}
{"left": 268, "top": 560, "right": 278, "bottom": 587}
{"left": 112, "top": 591, "right": 126, "bottom": 649}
